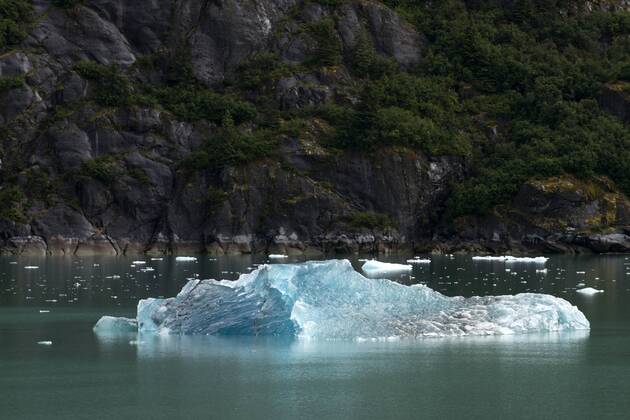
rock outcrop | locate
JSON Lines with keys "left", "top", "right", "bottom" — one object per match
{"left": 439, "top": 177, "right": 630, "bottom": 254}
{"left": 1, "top": 0, "right": 630, "bottom": 256}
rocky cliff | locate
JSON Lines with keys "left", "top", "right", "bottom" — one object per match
{"left": 1, "top": 0, "right": 630, "bottom": 256}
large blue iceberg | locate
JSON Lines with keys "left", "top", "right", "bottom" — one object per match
{"left": 94, "top": 260, "right": 589, "bottom": 340}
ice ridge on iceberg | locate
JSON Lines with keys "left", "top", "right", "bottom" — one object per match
{"left": 93, "top": 260, "right": 589, "bottom": 340}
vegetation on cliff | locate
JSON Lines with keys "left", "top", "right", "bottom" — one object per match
{"left": 64, "top": 0, "right": 630, "bottom": 218}
{"left": 1, "top": 0, "right": 630, "bottom": 253}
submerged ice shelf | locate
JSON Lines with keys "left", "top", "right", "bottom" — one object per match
{"left": 94, "top": 260, "right": 589, "bottom": 340}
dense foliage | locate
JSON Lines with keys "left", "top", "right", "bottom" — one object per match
{"left": 379, "top": 0, "right": 630, "bottom": 216}
{"left": 68, "top": 0, "right": 630, "bottom": 219}
{"left": 0, "top": 0, "right": 31, "bottom": 52}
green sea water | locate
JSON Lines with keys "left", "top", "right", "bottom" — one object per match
{"left": 1, "top": 255, "right": 629, "bottom": 419}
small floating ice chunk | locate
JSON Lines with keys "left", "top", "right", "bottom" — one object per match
{"left": 175, "top": 256, "right": 197, "bottom": 262}
{"left": 362, "top": 260, "right": 412, "bottom": 277}
{"left": 505, "top": 256, "right": 548, "bottom": 264}
{"left": 407, "top": 258, "right": 431, "bottom": 264}
{"left": 24, "top": 266, "right": 39, "bottom": 270}
{"left": 472, "top": 256, "right": 507, "bottom": 261}
{"left": 132, "top": 261, "right": 146, "bottom": 265}
{"left": 150, "top": 258, "right": 163, "bottom": 261}
{"left": 93, "top": 316, "right": 138, "bottom": 334}
{"left": 472, "top": 256, "right": 548, "bottom": 264}
{"left": 39, "top": 310, "right": 50, "bottom": 313}
{"left": 536, "top": 269, "right": 548, "bottom": 274}
{"left": 37, "top": 341, "right": 52, "bottom": 346}
{"left": 269, "top": 254, "right": 289, "bottom": 259}
{"left": 576, "top": 287, "right": 603, "bottom": 295}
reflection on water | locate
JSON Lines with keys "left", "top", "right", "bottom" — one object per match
{"left": 95, "top": 330, "right": 591, "bottom": 360}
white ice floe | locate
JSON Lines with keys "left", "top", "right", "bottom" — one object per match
{"left": 132, "top": 261, "right": 146, "bottom": 265}
{"left": 269, "top": 254, "right": 289, "bottom": 259}
{"left": 95, "top": 260, "right": 590, "bottom": 340}
{"left": 472, "top": 256, "right": 548, "bottom": 264}
{"left": 362, "top": 260, "right": 412, "bottom": 277}
{"left": 24, "top": 266, "right": 39, "bottom": 270}
{"left": 407, "top": 258, "right": 431, "bottom": 264}
{"left": 150, "top": 258, "right": 163, "bottom": 261}
{"left": 175, "top": 256, "right": 198, "bottom": 262}
{"left": 37, "top": 341, "right": 52, "bottom": 346}
{"left": 472, "top": 256, "right": 507, "bottom": 261}
{"left": 576, "top": 287, "right": 604, "bottom": 295}
{"left": 536, "top": 269, "right": 548, "bottom": 274}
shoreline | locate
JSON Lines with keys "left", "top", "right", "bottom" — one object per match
{"left": 2, "top": 233, "right": 630, "bottom": 257}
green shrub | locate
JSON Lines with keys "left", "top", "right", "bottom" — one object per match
{"left": 150, "top": 85, "right": 256, "bottom": 124}
{"left": 346, "top": 211, "right": 394, "bottom": 231}
{"left": 349, "top": 32, "right": 398, "bottom": 79}
{"left": 233, "top": 52, "right": 294, "bottom": 90}
{"left": 207, "top": 185, "right": 228, "bottom": 214}
{"left": 75, "top": 61, "right": 132, "bottom": 107}
{"left": 0, "top": 185, "right": 27, "bottom": 223}
{"left": 53, "top": 0, "right": 83, "bottom": 8}
{"left": 128, "top": 167, "right": 151, "bottom": 186}
{"left": 0, "top": 75, "right": 24, "bottom": 92}
{"left": 179, "top": 116, "right": 276, "bottom": 174}
{"left": 80, "top": 156, "right": 120, "bottom": 185}
{"left": 304, "top": 19, "right": 343, "bottom": 67}
{"left": 0, "top": 0, "right": 31, "bottom": 52}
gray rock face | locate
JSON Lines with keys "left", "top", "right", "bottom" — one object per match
{"left": 50, "top": 122, "right": 93, "bottom": 171}
{"left": 28, "top": 4, "right": 136, "bottom": 67}
{"left": 1, "top": 0, "right": 629, "bottom": 256}
{"left": 0, "top": 52, "right": 33, "bottom": 76}
{"left": 340, "top": 1, "right": 425, "bottom": 66}
{"left": 184, "top": 0, "right": 300, "bottom": 85}
{"left": 441, "top": 177, "right": 630, "bottom": 254}
{"left": 277, "top": 1, "right": 425, "bottom": 68}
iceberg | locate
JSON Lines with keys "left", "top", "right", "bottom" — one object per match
{"left": 362, "top": 260, "right": 412, "bottom": 277}
{"left": 94, "top": 260, "right": 589, "bottom": 340}
{"left": 268, "top": 254, "right": 289, "bottom": 259}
